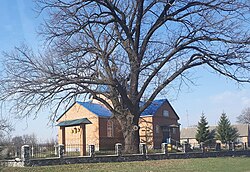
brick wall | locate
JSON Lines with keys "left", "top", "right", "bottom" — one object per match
{"left": 99, "top": 117, "right": 124, "bottom": 150}
{"left": 153, "top": 101, "right": 180, "bottom": 143}
{"left": 58, "top": 103, "right": 100, "bottom": 150}
{"left": 139, "top": 116, "right": 154, "bottom": 148}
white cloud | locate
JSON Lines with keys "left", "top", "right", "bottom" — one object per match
{"left": 210, "top": 90, "right": 250, "bottom": 108}
{"left": 208, "top": 89, "right": 250, "bottom": 123}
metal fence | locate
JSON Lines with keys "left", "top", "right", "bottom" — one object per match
{"left": 0, "top": 144, "right": 57, "bottom": 160}
{"left": 63, "top": 144, "right": 120, "bottom": 156}
{"left": 0, "top": 145, "right": 21, "bottom": 160}
{"left": 30, "top": 144, "right": 57, "bottom": 159}
{"left": 0, "top": 141, "right": 249, "bottom": 160}
{"left": 186, "top": 142, "right": 247, "bottom": 152}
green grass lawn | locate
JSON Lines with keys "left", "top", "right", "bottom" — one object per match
{"left": 1, "top": 157, "right": 250, "bottom": 172}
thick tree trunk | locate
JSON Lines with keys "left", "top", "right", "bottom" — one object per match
{"left": 123, "top": 125, "right": 140, "bottom": 154}
{"left": 117, "top": 111, "right": 140, "bottom": 154}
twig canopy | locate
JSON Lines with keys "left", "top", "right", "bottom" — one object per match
{"left": 1, "top": 0, "right": 250, "bottom": 153}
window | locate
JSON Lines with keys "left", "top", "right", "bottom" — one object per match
{"left": 163, "top": 110, "right": 169, "bottom": 117}
{"left": 155, "top": 125, "right": 160, "bottom": 134}
{"left": 107, "top": 120, "right": 114, "bottom": 137}
{"left": 172, "top": 128, "right": 177, "bottom": 134}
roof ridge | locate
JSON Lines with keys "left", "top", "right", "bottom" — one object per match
{"left": 78, "top": 98, "right": 172, "bottom": 117}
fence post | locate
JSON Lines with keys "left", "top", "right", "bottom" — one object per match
{"left": 89, "top": 145, "right": 95, "bottom": 158}
{"left": 244, "top": 142, "right": 248, "bottom": 150}
{"left": 58, "top": 144, "right": 64, "bottom": 158}
{"left": 227, "top": 142, "right": 232, "bottom": 151}
{"left": 115, "top": 143, "right": 122, "bottom": 156}
{"left": 215, "top": 143, "right": 221, "bottom": 151}
{"left": 183, "top": 143, "right": 189, "bottom": 153}
{"left": 54, "top": 145, "right": 58, "bottom": 156}
{"left": 232, "top": 142, "right": 235, "bottom": 151}
{"left": 228, "top": 142, "right": 234, "bottom": 151}
{"left": 21, "top": 145, "right": 30, "bottom": 165}
{"left": 140, "top": 143, "right": 147, "bottom": 155}
{"left": 31, "top": 146, "right": 34, "bottom": 158}
{"left": 161, "top": 143, "right": 168, "bottom": 155}
{"left": 200, "top": 142, "right": 205, "bottom": 153}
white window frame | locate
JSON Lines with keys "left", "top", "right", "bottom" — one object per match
{"left": 163, "top": 110, "right": 169, "bottom": 117}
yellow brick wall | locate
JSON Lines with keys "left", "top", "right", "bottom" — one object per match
{"left": 58, "top": 103, "right": 100, "bottom": 149}
{"left": 139, "top": 117, "right": 154, "bottom": 148}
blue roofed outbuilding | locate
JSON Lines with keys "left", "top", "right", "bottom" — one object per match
{"left": 56, "top": 97, "right": 180, "bottom": 151}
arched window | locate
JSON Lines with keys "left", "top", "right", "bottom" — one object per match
{"left": 107, "top": 120, "right": 114, "bottom": 137}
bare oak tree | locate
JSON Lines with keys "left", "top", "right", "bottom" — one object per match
{"left": 237, "top": 107, "right": 250, "bottom": 124}
{"left": 0, "top": 118, "right": 12, "bottom": 136}
{"left": 1, "top": 0, "right": 250, "bottom": 153}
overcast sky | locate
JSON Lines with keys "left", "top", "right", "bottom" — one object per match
{"left": 1, "top": 0, "right": 250, "bottom": 141}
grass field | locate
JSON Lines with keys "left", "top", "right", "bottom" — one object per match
{"left": 1, "top": 157, "right": 250, "bottom": 172}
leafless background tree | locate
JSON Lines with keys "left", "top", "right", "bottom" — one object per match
{"left": 237, "top": 107, "right": 250, "bottom": 124}
{"left": 1, "top": 0, "right": 250, "bottom": 153}
{"left": 11, "top": 134, "right": 38, "bottom": 147}
{"left": 0, "top": 118, "right": 12, "bottom": 136}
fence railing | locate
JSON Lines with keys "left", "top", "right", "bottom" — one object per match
{"left": 30, "top": 144, "right": 57, "bottom": 159}
{"left": 0, "top": 144, "right": 57, "bottom": 160}
{"left": 0, "top": 141, "right": 249, "bottom": 160}
{"left": 0, "top": 145, "right": 22, "bottom": 160}
{"left": 186, "top": 141, "right": 247, "bottom": 152}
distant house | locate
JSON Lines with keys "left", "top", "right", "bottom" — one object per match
{"left": 139, "top": 99, "right": 180, "bottom": 149}
{"left": 56, "top": 97, "right": 180, "bottom": 155}
{"left": 180, "top": 124, "right": 250, "bottom": 146}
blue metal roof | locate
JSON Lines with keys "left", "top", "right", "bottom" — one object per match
{"left": 76, "top": 99, "right": 167, "bottom": 117}
{"left": 140, "top": 99, "right": 167, "bottom": 116}
{"left": 76, "top": 101, "right": 112, "bottom": 117}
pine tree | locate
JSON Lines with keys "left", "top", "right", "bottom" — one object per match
{"left": 216, "top": 113, "right": 239, "bottom": 144}
{"left": 195, "top": 113, "right": 213, "bottom": 145}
